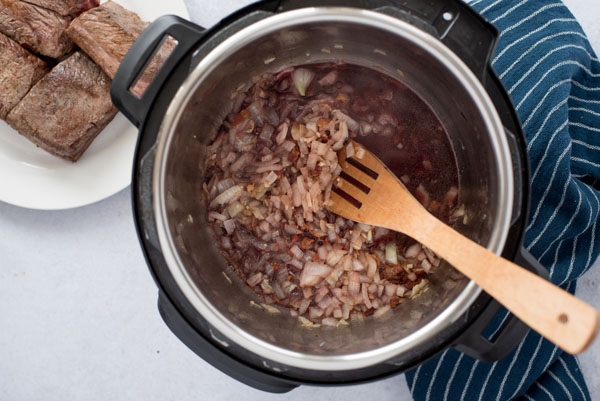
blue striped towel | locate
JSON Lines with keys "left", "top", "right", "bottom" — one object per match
{"left": 405, "top": 0, "right": 600, "bottom": 400}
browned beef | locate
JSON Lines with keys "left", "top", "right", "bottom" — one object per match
{"left": 66, "top": 1, "right": 174, "bottom": 96}
{"left": 0, "top": 32, "right": 48, "bottom": 119}
{"left": 67, "top": 1, "right": 146, "bottom": 77}
{"left": 21, "top": 0, "right": 98, "bottom": 16}
{"left": 0, "top": 0, "right": 74, "bottom": 58}
{"left": 7, "top": 52, "right": 117, "bottom": 161}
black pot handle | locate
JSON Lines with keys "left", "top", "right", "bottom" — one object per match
{"left": 513, "top": 246, "right": 549, "bottom": 281}
{"left": 278, "top": 0, "right": 498, "bottom": 81}
{"left": 433, "top": 2, "right": 499, "bottom": 81}
{"left": 385, "top": 0, "right": 499, "bottom": 81}
{"left": 111, "top": 15, "right": 206, "bottom": 128}
{"left": 378, "top": 0, "right": 499, "bottom": 81}
{"left": 453, "top": 247, "right": 548, "bottom": 361}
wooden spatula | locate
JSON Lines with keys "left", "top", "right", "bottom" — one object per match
{"left": 326, "top": 140, "right": 599, "bottom": 354}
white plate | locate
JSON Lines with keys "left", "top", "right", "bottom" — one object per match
{"left": 0, "top": 0, "right": 189, "bottom": 210}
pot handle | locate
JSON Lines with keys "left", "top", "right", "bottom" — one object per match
{"left": 376, "top": 1, "right": 499, "bottom": 81}
{"left": 278, "top": 0, "right": 498, "bottom": 81}
{"left": 111, "top": 15, "right": 206, "bottom": 128}
{"left": 453, "top": 247, "right": 549, "bottom": 362}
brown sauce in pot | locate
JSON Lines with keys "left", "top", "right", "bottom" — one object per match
{"left": 306, "top": 63, "right": 459, "bottom": 216}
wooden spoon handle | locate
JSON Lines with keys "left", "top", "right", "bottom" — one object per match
{"left": 410, "top": 215, "right": 600, "bottom": 354}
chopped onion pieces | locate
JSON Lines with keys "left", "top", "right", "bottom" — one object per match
{"left": 292, "top": 68, "right": 315, "bottom": 96}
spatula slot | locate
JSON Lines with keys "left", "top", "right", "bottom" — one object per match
{"left": 339, "top": 171, "right": 371, "bottom": 194}
{"left": 332, "top": 186, "right": 363, "bottom": 209}
{"left": 346, "top": 157, "right": 379, "bottom": 179}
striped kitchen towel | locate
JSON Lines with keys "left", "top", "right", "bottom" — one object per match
{"left": 405, "top": 0, "right": 600, "bottom": 400}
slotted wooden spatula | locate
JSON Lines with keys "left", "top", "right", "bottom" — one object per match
{"left": 326, "top": 140, "right": 599, "bottom": 354}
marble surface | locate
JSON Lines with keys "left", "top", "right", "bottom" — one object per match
{"left": 1, "top": 1, "right": 599, "bottom": 400}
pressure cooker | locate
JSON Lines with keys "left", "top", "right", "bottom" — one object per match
{"left": 110, "top": 0, "right": 548, "bottom": 393}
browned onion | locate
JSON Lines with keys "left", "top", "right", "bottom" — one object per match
{"left": 203, "top": 64, "right": 457, "bottom": 327}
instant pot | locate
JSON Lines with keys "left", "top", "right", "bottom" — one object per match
{"left": 110, "top": 0, "right": 548, "bottom": 393}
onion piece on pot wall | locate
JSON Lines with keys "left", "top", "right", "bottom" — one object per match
{"left": 292, "top": 68, "right": 315, "bottom": 96}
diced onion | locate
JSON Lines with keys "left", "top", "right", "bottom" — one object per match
{"left": 265, "top": 171, "right": 278, "bottom": 186}
{"left": 318, "top": 70, "right": 337, "bottom": 86}
{"left": 346, "top": 142, "right": 355, "bottom": 158}
{"left": 333, "top": 110, "right": 359, "bottom": 132}
{"left": 247, "top": 272, "right": 262, "bottom": 287}
{"left": 290, "top": 245, "right": 303, "bottom": 259}
{"left": 373, "top": 305, "right": 391, "bottom": 318}
{"left": 348, "top": 272, "right": 360, "bottom": 295}
{"left": 223, "top": 219, "right": 236, "bottom": 234}
{"left": 352, "top": 259, "right": 365, "bottom": 271}
{"left": 300, "top": 262, "right": 332, "bottom": 287}
{"left": 326, "top": 249, "right": 345, "bottom": 266}
{"left": 216, "top": 178, "right": 235, "bottom": 194}
{"left": 208, "top": 211, "right": 227, "bottom": 221}
{"left": 317, "top": 246, "right": 328, "bottom": 261}
{"left": 209, "top": 185, "right": 244, "bottom": 208}
{"left": 292, "top": 68, "right": 315, "bottom": 96}
{"left": 405, "top": 243, "right": 421, "bottom": 259}
{"left": 226, "top": 201, "right": 244, "bottom": 218}
{"left": 276, "top": 122, "right": 288, "bottom": 145}
{"left": 385, "top": 242, "right": 398, "bottom": 265}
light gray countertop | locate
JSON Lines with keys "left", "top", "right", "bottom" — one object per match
{"left": 1, "top": 1, "right": 599, "bottom": 400}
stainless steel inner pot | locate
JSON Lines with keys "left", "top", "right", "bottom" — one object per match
{"left": 151, "top": 7, "right": 514, "bottom": 371}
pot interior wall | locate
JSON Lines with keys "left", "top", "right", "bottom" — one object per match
{"left": 159, "top": 17, "right": 501, "bottom": 358}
